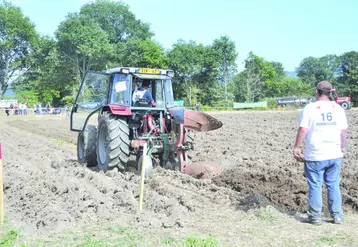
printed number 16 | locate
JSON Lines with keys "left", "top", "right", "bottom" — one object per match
{"left": 321, "top": 112, "right": 332, "bottom": 121}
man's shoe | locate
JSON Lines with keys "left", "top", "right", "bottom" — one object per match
{"left": 309, "top": 218, "right": 322, "bottom": 225}
{"left": 333, "top": 217, "right": 343, "bottom": 224}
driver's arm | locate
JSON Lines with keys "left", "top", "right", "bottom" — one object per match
{"left": 144, "top": 91, "right": 156, "bottom": 107}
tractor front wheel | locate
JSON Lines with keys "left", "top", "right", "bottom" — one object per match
{"left": 77, "top": 125, "right": 97, "bottom": 167}
{"left": 341, "top": 101, "right": 349, "bottom": 110}
{"left": 96, "top": 112, "right": 130, "bottom": 171}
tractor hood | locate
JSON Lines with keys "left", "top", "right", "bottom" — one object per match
{"left": 169, "top": 107, "right": 223, "bottom": 132}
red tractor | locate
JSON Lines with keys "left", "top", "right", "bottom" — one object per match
{"left": 70, "top": 67, "right": 222, "bottom": 178}
{"left": 331, "top": 88, "right": 353, "bottom": 110}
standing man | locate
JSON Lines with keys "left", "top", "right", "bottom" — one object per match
{"left": 293, "top": 81, "right": 348, "bottom": 225}
{"left": 195, "top": 101, "right": 200, "bottom": 111}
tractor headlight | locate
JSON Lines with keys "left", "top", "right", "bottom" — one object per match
{"left": 166, "top": 70, "right": 174, "bottom": 77}
{"left": 121, "top": 68, "right": 130, "bottom": 74}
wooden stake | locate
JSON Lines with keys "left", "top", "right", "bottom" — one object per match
{"left": 139, "top": 143, "right": 147, "bottom": 212}
{"left": 0, "top": 144, "right": 4, "bottom": 224}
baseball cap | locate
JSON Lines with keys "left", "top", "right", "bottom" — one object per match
{"left": 316, "top": 81, "right": 332, "bottom": 92}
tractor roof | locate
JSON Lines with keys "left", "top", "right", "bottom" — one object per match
{"left": 106, "top": 67, "right": 174, "bottom": 80}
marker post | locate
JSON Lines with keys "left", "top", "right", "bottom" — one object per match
{"left": 139, "top": 143, "right": 147, "bottom": 212}
{"left": 0, "top": 144, "right": 4, "bottom": 224}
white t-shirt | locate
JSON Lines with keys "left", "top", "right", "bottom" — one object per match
{"left": 299, "top": 101, "right": 348, "bottom": 161}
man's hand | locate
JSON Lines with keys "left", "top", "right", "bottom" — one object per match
{"left": 293, "top": 147, "right": 304, "bottom": 162}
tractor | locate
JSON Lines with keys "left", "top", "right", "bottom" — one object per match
{"left": 331, "top": 88, "right": 353, "bottom": 110}
{"left": 70, "top": 67, "right": 223, "bottom": 178}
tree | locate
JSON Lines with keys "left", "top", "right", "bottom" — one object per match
{"left": 114, "top": 38, "right": 166, "bottom": 68}
{"left": 0, "top": 1, "right": 38, "bottom": 99}
{"left": 13, "top": 36, "right": 72, "bottom": 106}
{"left": 242, "top": 63, "right": 264, "bottom": 102}
{"left": 167, "top": 40, "right": 206, "bottom": 105}
{"left": 243, "top": 52, "right": 278, "bottom": 99}
{"left": 296, "top": 55, "right": 340, "bottom": 87}
{"left": 211, "top": 36, "right": 237, "bottom": 104}
{"left": 79, "top": 0, "right": 153, "bottom": 44}
{"left": 337, "top": 51, "right": 358, "bottom": 102}
{"left": 270, "top": 61, "right": 285, "bottom": 81}
{"left": 56, "top": 14, "right": 112, "bottom": 81}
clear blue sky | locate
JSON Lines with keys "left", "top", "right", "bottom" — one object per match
{"left": 8, "top": 0, "right": 358, "bottom": 72}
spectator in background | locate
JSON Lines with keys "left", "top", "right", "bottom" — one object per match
{"left": 195, "top": 101, "right": 200, "bottom": 111}
{"left": 65, "top": 105, "right": 70, "bottom": 119}
{"left": 23, "top": 103, "right": 28, "bottom": 116}
{"left": 18, "top": 103, "right": 23, "bottom": 116}
{"left": 14, "top": 103, "right": 18, "bottom": 115}
{"left": 9, "top": 103, "right": 13, "bottom": 116}
{"left": 36, "top": 104, "right": 41, "bottom": 115}
{"left": 5, "top": 106, "right": 9, "bottom": 116}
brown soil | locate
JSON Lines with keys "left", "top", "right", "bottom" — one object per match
{"left": 1, "top": 111, "right": 358, "bottom": 245}
{"left": 194, "top": 111, "right": 358, "bottom": 213}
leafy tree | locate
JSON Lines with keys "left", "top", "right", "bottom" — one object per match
{"left": 167, "top": 40, "right": 206, "bottom": 105}
{"left": 296, "top": 55, "right": 340, "bottom": 87}
{"left": 267, "top": 77, "right": 313, "bottom": 97}
{"left": 14, "top": 36, "right": 75, "bottom": 106}
{"left": 270, "top": 61, "right": 285, "bottom": 81}
{"left": 211, "top": 36, "right": 237, "bottom": 104}
{"left": 193, "top": 46, "right": 221, "bottom": 106}
{"left": 0, "top": 1, "right": 38, "bottom": 99}
{"left": 337, "top": 51, "right": 358, "bottom": 102}
{"left": 114, "top": 38, "right": 166, "bottom": 68}
{"left": 56, "top": 14, "right": 112, "bottom": 81}
{"left": 15, "top": 90, "right": 38, "bottom": 107}
{"left": 79, "top": 0, "right": 153, "bottom": 44}
{"left": 242, "top": 62, "right": 264, "bottom": 102}
{"left": 231, "top": 72, "right": 246, "bottom": 102}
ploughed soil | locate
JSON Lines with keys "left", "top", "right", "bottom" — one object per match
{"left": 1, "top": 110, "right": 358, "bottom": 246}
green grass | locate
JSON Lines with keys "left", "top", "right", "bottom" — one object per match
{"left": 0, "top": 224, "right": 221, "bottom": 247}
{"left": 0, "top": 227, "right": 22, "bottom": 247}
{"left": 182, "top": 236, "right": 219, "bottom": 247}
{"left": 314, "top": 233, "right": 352, "bottom": 247}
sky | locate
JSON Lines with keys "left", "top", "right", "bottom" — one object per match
{"left": 7, "top": 0, "right": 358, "bottom": 72}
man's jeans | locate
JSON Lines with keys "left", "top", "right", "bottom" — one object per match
{"left": 304, "top": 158, "right": 343, "bottom": 220}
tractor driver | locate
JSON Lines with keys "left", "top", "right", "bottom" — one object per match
{"left": 132, "top": 79, "right": 156, "bottom": 107}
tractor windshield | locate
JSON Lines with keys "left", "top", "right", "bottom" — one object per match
{"left": 146, "top": 80, "right": 165, "bottom": 108}
{"left": 110, "top": 73, "right": 131, "bottom": 106}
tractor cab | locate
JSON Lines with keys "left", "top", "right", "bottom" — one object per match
{"left": 71, "top": 67, "right": 175, "bottom": 132}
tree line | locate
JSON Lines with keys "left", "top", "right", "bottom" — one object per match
{"left": 1, "top": 0, "right": 358, "bottom": 107}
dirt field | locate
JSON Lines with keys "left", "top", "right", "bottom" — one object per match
{"left": 0, "top": 110, "right": 358, "bottom": 246}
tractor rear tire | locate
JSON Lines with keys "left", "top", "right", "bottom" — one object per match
{"left": 96, "top": 112, "right": 130, "bottom": 171}
{"left": 77, "top": 125, "right": 97, "bottom": 167}
{"left": 341, "top": 101, "right": 349, "bottom": 110}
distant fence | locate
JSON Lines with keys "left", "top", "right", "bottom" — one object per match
{"left": 233, "top": 101, "right": 268, "bottom": 109}
{"left": 0, "top": 100, "right": 18, "bottom": 108}
{"left": 1, "top": 107, "right": 68, "bottom": 116}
